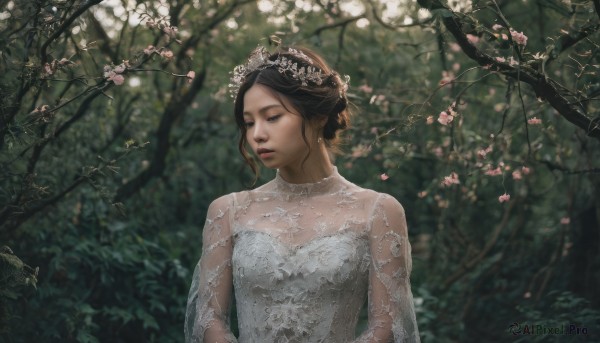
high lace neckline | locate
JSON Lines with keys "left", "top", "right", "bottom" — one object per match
{"left": 274, "top": 166, "right": 343, "bottom": 195}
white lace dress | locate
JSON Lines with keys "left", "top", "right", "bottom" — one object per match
{"left": 185, "top": 167, "right": 420, "bottom": 342}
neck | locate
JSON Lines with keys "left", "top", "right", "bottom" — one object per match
{"left": 278, "top": 145, "right": 333, "bottom": 184}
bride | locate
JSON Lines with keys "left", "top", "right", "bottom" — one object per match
{"left": 185, "top": 44, "right": 420, "bottom": 342}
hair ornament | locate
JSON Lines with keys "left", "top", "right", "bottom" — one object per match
{"left": 340, "top": 74, "right": 350, "bottom": 98}
{"left": 229, "top": 46, "right": 328, "bottom": 98}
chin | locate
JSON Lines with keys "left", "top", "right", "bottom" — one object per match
{"left": 260, "top": 160, "right": 281, "bottom": 169}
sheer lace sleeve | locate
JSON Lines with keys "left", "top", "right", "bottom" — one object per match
{"left": 354, "top": 194, "right": 420, "bottom": 343}
{"left": 185, "top": 195, "right": 238, "bottom": 343}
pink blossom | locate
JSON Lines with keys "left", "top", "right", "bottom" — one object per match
{"left": 32, "top": 104, "right": 50, "bottom": 113}
{"left": 437, "top": 111, "right": 454, "bottom": 125}
{"left": 510, "top": 29, "right": 528, "bottom": 46}
{"left": 477, "top": 146, "right": 493, "bottom": 159}
{"left": 380, "top": 173, "right": 389, "bottom": 181}
{"left": 560, "top": 217, "right": 570, "bottom": 225}
{"left": 495, "top": 56, "right": 506, "bottom": 63}
{"left": 484, "top": 165, "right": 502, "bottom": 176}
{"left": 527, "top": 117, "right": 542, "bottom": 125}
{"left": 417, "top": 191, "right": 428, "bottom": 198}
{"left": 146, "top": 20, "right": 156, "bottom": 28}
{"left": 439, "top": 71, "right": 454, "bottom": 86}
{"left": 522, "top": 166, "right": 531, "bottom": 175}
{"left": 492, "top": 24, "right": 503, "bottom": 31}
{"left": 449, "top": 42, "right": 461, "bottom": 52}
{"left": 163, "top": 26, "right": 178, "bottom": 38}
{"left": 113, "top": 64, "right": 126, "bottom": 74}
{"left": 501, "top": 33, "right": 508, "bottom": 40}
{"left": 160, "top": 50, "right": 174, "bottom": 60}
{"left": 512, "top": 170, "right": 522, "bottom": 180}
{"left": 441, "top": 172, "right": 460, "bottom": 187}
{"left": 358, "top": 84, "right": 373, "bottom": 94}
{"left": 109, "top": 74, "right": 125, "bottom": 85}
{"left": 44, "top": 63, "right": 54, "bottom": 76}
{"left": 466, "top": 34, "right": 479, "bottom": 44}
{"left": 144, "top": 45, "right": 156, "bottom": 55}
{"left": 103, "top": 65, "right": 112, "bottom": 77}
{"left": 498, "top": 193, "right": 510, "bottom": 203}
{"left": 186, "top": 70, "right": 196, "bottom": 83}
{"left": 351, "top": 144, "right": 370, "bottom": 158}
{"left": 426, "top": 116, "right": 434, "bottom": 125}
{"left": 369, "top": 94, "right": 386, "bottom": 105}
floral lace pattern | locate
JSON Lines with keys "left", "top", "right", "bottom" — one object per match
{"left": 185, "top": 167, "right": 420, "bottom": 342}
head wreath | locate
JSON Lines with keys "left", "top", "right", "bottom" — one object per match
{"left": 228, "top": 46, "right": 349, "bottom": 99}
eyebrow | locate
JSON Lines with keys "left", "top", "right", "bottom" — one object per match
{"left": 243, "top": 104, "right": 284, "bottom": 116}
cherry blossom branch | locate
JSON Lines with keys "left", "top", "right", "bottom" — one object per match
{"left": 497, "top": 79, "right": 514, "bottom": 135}
{"left": 40, "top": 0, "right": 103, "bottom": 66}
{"left": 435, "top": 10, "right": 600, "bottom": 140}
{"left": 113, "top": 66, "right": 207, "bottom": 202}
{"left": 516, "top": 69, "right": 532, "bottom": 158}
{"left": 544, "top": 21, "right": 600, "bottom": 66}
{"left": 0, "top": 144, "right": 143, "bottom": 233}
{"left": 25, "top": 83, "right": 112, "bottom": 174}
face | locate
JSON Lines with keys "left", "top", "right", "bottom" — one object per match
{"left": 243, "top": 84, "right": 319, "bottom": 171}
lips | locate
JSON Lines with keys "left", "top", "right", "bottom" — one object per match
{"left": 257, "top": 147, "right": 274, "bottom": 159}
{"left": 257, "top": 148, "right": 274, "bottom": 154}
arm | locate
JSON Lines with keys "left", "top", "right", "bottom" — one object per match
{"left": 354, "top": 194, "right": 420, "bottom": 343}
{"left": 185, "top": 195, "right": 238, "bottom": 343}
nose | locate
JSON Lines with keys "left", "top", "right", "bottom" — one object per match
{"left": 251, "top": 120, "right": 267, "bottom": 143}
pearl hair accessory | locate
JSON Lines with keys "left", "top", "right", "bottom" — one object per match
{"left": 229, "top": 46, "right": 349, "bottom": 99}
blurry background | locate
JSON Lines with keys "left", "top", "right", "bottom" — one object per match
{"left": 1, "top": 0, "right": 599, "bottom": 341}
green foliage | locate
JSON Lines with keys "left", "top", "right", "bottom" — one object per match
{"left": 4, "top": 194, "right": 189, "bottom": 342}
{"left": 1, "top": 0, "right": 599, "bottom": 341}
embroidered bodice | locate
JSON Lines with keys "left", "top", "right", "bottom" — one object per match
{"left": 185, "top": 167, "right": 420, "bottom": 342}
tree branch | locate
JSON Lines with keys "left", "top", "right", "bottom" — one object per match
{"left": 545, "top": 21, "right": 600, "bottom": 66}
{"left": 40, "top": 0, "right": 104, "bottom": 65}
{"left": 311, "top": 15, "right": 366, "bottom": 37}
{"left": 438, "top": 13, "right": 600, "bottom": 140}
{"left": 113, "top": 67, "right": 207, "bottom": 202}
{"left": 440, "top": 199, "right": 516, "bottom": 292}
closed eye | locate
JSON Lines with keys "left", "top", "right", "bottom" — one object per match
{"left": 267, "top": 114, "right": 282, "bottom": 122}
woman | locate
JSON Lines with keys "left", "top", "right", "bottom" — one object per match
{"left": 185, "top": 45, "right": 420, "bottom": 342}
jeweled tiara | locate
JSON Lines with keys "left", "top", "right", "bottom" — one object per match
{"left": 229, "top": 46, "right": 347, "bottom": 99}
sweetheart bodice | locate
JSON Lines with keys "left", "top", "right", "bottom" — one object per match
{"left": 232, "top": 229, "right": 370, "bottom": 342}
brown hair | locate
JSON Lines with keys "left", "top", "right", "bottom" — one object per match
{"left": 233, "top": 46, "right": 351, "bottom": 183}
